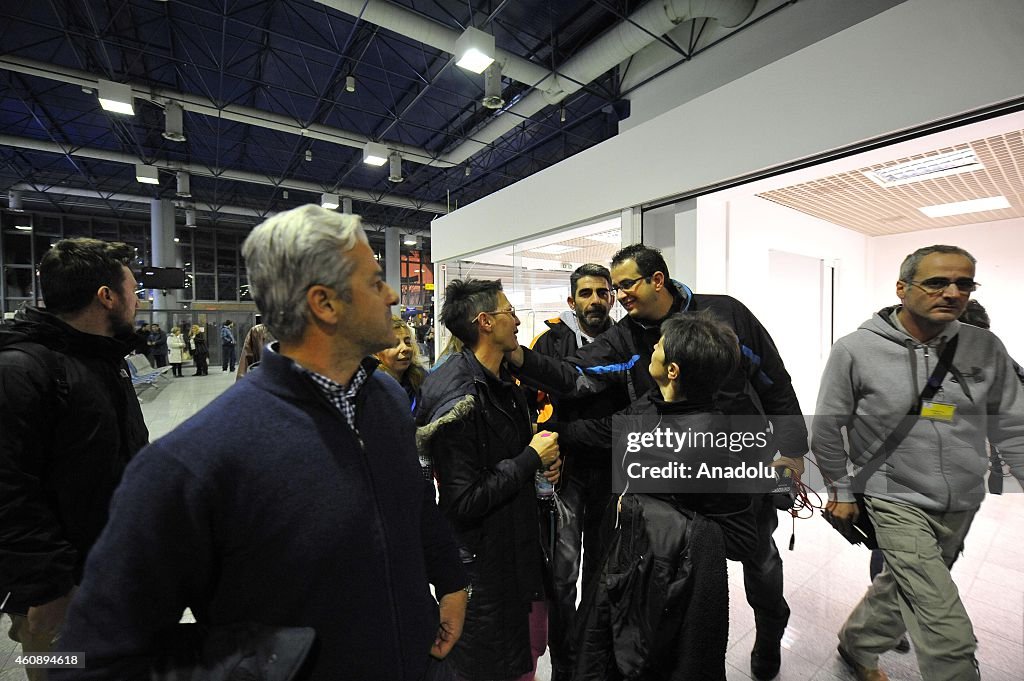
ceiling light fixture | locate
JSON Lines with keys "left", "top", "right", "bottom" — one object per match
{"left": 97, "top": 79, "right": 135, "bottom": 115}
{"left": 560, "top": 106, "right": 566, "bottom": 123}
{"left": 345, "top": 75, "right": 356, "bottom": 93}
{"left": 464, "top": 165, "right": 471, "bottom": 177}
{"left": 185, "top": 209, "right": 197, "bottom": 227}
{"left": 175, "top": 171, "right": 191, "bottom": 197}
{"left": 403, "top": 234, "right": 417, "bottom": 246}
{"left": 388, "top": 152, "right": 404, "bottom": 183}
{"left": 363, "top": 141, "right": 388, "bottom": 166}
{"left": 455, "top": 27, "right": 495, "bottom": 74}
{"left": 135, "top": 164, "right": 160, "bottom": 184}
{"left": 8, "top": 190, "right": 23, "bottom": 212}
{"left": 282, "top": 190, "right": 289, "bottom": 199}
{"left": 865, "top": 148, "right": 984, "bottom": 187}
{"left": 321, "top": 192, "right": 340, "bottom": 210}
{"left": 530, "top": 244, "right": 579, "bottom": 255}
{"left": 162, "top": 102, "right": 186, "bottom": 142}
{"left": 918, "top": 196, "right": 1010, "bottom": 218}
{"left": 482, "top": 63, "right": 505, "bottom": 109}
{"left": 305, "top": 149, "right": 313, "bottom": 162}
{"left": 342, "top": 196, "right": 353, "bottom": 214}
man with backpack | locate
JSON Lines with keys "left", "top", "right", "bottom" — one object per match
{"left": 0, "top": 238, "right": 148, "bottom": 679}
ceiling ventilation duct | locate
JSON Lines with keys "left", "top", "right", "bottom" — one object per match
{"left": 176, "top": 171, "right": 191, "bottom": 197}
{"left": 388, "top": 152, "right": 404, "bottom": 183}
{"left": 162, "top": 102, "right": 186, "bottom": 142}
{"left": 482, "top": 63, "right": 505, "bottom": 109}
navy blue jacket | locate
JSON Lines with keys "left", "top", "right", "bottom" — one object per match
{"left": 55, "top": 348, "right": 467, "bottom": 681}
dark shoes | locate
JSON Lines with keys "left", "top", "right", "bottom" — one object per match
{"left": 838, "top": 644, "right": 889, "bottom": 681}
{"left": 750, "top": 634, "right": 782, "bottom": 680}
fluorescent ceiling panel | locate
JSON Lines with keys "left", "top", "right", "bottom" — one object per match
{"left": 363, "top": 142, "right": 388, "bottom": 166}
{"left": 321, "top": 193, "right": 339, "bottom": 209}
{"left": 864, "top": 149, "right": 983, "bottom": 187}
{"left": 98, "top": 79, "right": 135, "bottom": 115}
{"left": 135, "top": 164, "right": 160, "bottom": 184}
{"left": 918, "top": 196, "right": 1010, "bottom": 218}
{"left": 530, "top": 244, "right": 579, "bottom": 255}
{"left": 455, "top": 27, "right": 495, "bottom": 74}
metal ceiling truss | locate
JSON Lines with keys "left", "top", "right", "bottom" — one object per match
{"left": 0, "top": 0, "right": 759, "bottom": 230}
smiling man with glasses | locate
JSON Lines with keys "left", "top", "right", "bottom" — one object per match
{"left": 506, "top": 243, "right": 808, "bottom": 680}
{"left": 812, "top": 244, "right": 1024, "bottom": 681}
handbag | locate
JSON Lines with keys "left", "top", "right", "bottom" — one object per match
{"left": 825, "top": 336, "right": 959, "bottom": 550}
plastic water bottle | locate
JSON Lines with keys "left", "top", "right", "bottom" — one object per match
{"left": 535, "top": 469, "right": 554, "bottom": 500}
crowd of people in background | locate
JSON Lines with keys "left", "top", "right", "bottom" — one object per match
{"left": 0, "top": 207, "right": 1022, "bottom": 681}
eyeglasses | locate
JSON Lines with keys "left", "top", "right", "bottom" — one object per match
{"left": 472, "top": 306, "right": 517, "bottom": 323}
{"left": 909, "top": 278, "right": 980, "bottom": 295}
{"left": 611, "top": 276, "right": 652, "bottom": 294}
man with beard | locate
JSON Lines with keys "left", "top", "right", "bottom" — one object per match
{"left": 528, "top": 264, "right": 627, "bottom": 681}
{"left": 54, "top": 206, "right": 468, "bottom": 681}
{"left": 507, "top": 244, "right": 807, "bottom": 681}
{"left": 0, "top": 238, "right": 148, "bottom": 680}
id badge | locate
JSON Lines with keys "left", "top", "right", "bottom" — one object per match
{"left": 920, "top": 400, "right": 956, "bottom": 422}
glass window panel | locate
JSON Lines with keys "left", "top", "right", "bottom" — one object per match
{"left": 4, "top": 266, "right": 35, "bottom": 297}
{"left": 217, "top": 274, "right": 237, "bottom": 301}
{"left": 37, "top": 215, "right": 63, "bottom": 236}
{"left": 195, "top": 246, "right": 215, "bottom": 272}
{"left": 63, "top": 218, "right": 90, "bottom": 237}
{"left": 92, "top": 220, "right": 118, "bottom": 241}
{"left": 194, "top": 274, "right": 215, "bottom": 300}
{"left": 3, "top": 232, "right": 33, "bottom": 264}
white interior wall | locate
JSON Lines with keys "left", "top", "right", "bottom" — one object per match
{"left": 695, "top": 194, "right": 869, "bottom": 411}
{"left": 868, "top": 218, "right": 1024, "bottom": 361}
{"left": 431, "top": 0, "right": 1024, "bottom": 263}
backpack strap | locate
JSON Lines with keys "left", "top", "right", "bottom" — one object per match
{"left": 1, "top": 342, "right": 70, "bottom": 408}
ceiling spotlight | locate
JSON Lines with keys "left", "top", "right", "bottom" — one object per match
{"left": 173, "top": 237, "right": 180, "bottom": 243}
{"left": 464, "top": 165, "right": 471, "bottom": 177}
{"left": 342, "top": 196, "right": 353, "bottom": 214}
{"left": 186, "top": 209, "right": 197, "bottom": 227}
{"left": 345, "top": 75, "right": 356, "bottom": 93}
{"left": 388, "top": 152, "right": 404, "bottom": 183}
{"left": 97, "top": 79, "right": 135, "bottom": 115}
{"left": 321, "top": 192, "right": 340, "bottom": 210}
{"left": 455, "top": 26, "right": 495, "bottom": 74}
{"left": 162, "top": 102, "right": 186, "bottom": 142}
{"left": 305, "top": 149, "right": 313, "bottom": 162}
{"left": 175, "top": 171, "right": 191, "bottom": 197}
{"left": 135, "top": 164, "right": 160, "bottom": 184}
{"left": 363, "top": 141, "right": 388, "bottom": 166}
{"left": 560, "top": 106, "right": 566, "bottom": 123}
{"left": 8, "top": 190, "right": 23, "bottom": 212}
{"left": 403, "top": 233, "right": 417, "bottom": 246}
{"left": 482, "top": 63, "right": 505, "bottom": 109}
{"left": 282, "top": 190, "right": 289, "bottom": 199}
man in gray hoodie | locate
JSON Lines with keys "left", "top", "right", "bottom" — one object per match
{"left": 812, "top": 244, "right": 1024, "bottom": 681}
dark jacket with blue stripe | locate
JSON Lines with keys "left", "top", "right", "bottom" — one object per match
{"left": 516, "top": 283, "right": 808, "bottom": 459}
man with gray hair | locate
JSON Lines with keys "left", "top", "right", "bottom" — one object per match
{"left": 813, "top": 244, "right": 1024, "bottom": 681}
{"left": 55, "top": 205, "right": 469, "bottom": 680}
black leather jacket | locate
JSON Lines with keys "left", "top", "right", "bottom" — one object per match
{"left": 416, "top": 348, "right": 545, "bottom": 680}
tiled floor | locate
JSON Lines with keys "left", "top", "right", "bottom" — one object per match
{"left": 3, "top": 366, "right": 1023, "bottom": 680}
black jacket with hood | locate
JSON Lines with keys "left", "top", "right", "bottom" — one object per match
{"left": 517, "top": 282, "right": 807, "bottom": 459}
{"left": 416, "top": 348, "right": 545, "bottom": 681}
{"left": 0, "top": 307, "right": 148, "bottom": 614}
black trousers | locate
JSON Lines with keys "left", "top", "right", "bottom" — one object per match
{"left": 222, "top": 344, "right": 236, "bottom": 371}
{"left": 741, "top": 494, "right": 790, "bottom": 639}
{"left": 548, "top": 465, "right": 613, "bottom": 675}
